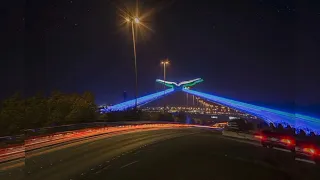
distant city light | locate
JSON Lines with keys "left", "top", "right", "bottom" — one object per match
{"left": 229, "top": 116, "right": 240, "bottom": 120}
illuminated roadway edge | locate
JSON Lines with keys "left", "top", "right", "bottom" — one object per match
{"left": 101, "top": 89, "right": 175, "bottom": 112}
{"left": 183, "top": 89, "right": 320, "bottom": 135}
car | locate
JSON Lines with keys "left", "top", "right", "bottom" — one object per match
{"left": 255, "top": 130, "right": 295, "bottom": 152}
{"left": 295, "top": 139, "right": 320, "bottom": 165}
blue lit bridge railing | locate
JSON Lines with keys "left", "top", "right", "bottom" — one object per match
{"left": 102, "top": 89, "right": 175, "bottom": 112}
{"left": 183, "top": 89, "right": 320, "bottom": 134}
{"left": 101, "top": 87, "right": 320, "bottom": 134}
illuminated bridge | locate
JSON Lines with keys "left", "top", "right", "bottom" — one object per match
{"left": 101, "top": 78, "right": 320, "bottom": 134}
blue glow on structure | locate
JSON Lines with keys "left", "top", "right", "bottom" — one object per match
{"left": 101, "top": 82, "right": 319, "bottom": 134}
{"left": 186, "top": 115, "right": 191, "bottom": 124}
{"left": 183, "top": 89, "right": 320, "bottom": 134}
{"left": 103, "top": 89, "right": 175, "bottom": 112}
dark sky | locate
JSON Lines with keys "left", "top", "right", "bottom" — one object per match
{"left": 1, "top": 0, "right": 320, "bottom": 117}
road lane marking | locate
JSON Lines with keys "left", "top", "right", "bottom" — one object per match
{"left": 102, "top": 165, "right": 111, "bottom": 170}
{"left": 95, "top": 165, "right": 111, "bottom": 174}
{"left": 273, "top": 147, "right": 291, "bottom": 152}
{"left": 133, "top": 150, "right": 141, "bottom": 155}
{"left": 219, "top": 136, "right": 260, "bottom": 147}
{"left": 295, "top": 158, "right": 316, "bottom": 164}
{"left": 120, "top": 160, "right": 139, "bottom": 169}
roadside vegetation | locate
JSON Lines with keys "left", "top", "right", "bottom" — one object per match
{"left": 0, "top": 92, "right": 192, "bottom": 137}
{"left": 0, "top": 92, "right": 97, "bottom": 136}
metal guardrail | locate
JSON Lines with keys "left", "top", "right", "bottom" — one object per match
{"left": 222, "top": 130, "right": 257, "bottom": 141}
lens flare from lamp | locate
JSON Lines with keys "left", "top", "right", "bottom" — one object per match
{"left": 134, "top": 17, "right": 140, "bottom": 24}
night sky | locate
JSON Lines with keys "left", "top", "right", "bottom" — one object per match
{"left": 1, "top": 0, "right": 320, "bottom": 117}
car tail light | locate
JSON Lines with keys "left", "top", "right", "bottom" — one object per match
{"left": 303, "top": 148, "right": 317, "bottom": 155}
{"left": 255, "top": 135, "right": 266, "bottom": 140}
{"left": 280, "top": 138, "right": 294, "bottom": 145}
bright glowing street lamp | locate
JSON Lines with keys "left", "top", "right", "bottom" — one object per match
{"left": 134, "top": 17, "right": 140, "bottom": 24}
{"left": 125, "top": 16, "right": 140, "bottom": 109}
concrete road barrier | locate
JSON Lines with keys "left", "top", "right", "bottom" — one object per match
{"left": 222, "top": 130, "right": 257, "bottom": 141}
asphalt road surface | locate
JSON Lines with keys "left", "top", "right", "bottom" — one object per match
{"left": 1, "top": 128, "right": 319, "bottom": 180}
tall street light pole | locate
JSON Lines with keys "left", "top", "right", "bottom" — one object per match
{"left": 126, "top": 17, "right": 140, "bottom": 109}
{"left": 161, "top": 59, "right": 169, "bottom": 111}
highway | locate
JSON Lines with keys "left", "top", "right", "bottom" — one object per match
{"left": 1, "top": 128, "right": 319, "bottom": 180}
